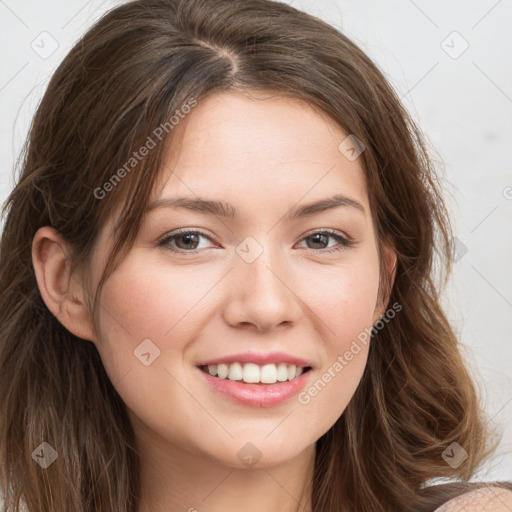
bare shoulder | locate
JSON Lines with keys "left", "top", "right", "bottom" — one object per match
{"left": 435, "top": 486, "right": 512, "bottom": 511}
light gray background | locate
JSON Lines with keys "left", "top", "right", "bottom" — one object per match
{"left": 1, "top": 0, "right": 511, "bottom": 483}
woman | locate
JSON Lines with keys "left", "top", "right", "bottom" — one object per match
{"left": 0, "top": 0, "right": 510, "bottom": 510}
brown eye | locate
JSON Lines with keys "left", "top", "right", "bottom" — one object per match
{"left": 158, "top": 230, "right": 215, "bottom": 253}
{"left": 157, "top": 229, "right": 355, "bottom": 255}
{"left": 298, "top": 231, "right": 355, "bottom": 254}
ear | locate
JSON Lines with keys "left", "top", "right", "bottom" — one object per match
{"left": 31, "top": 226, "right": 95, "bottom": 342}
{"left": 373, "top": 241, "right": 397, "bottom": 323}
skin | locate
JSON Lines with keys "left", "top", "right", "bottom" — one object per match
{"left": 32, "top": 90, "right": 396, "bottom": 512}
{"left": 440, "top": 488, "right": 512, "bottom": 511}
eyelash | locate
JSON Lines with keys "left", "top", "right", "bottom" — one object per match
{"left": 157, "top": 229, "right": 355, "bottom": 255}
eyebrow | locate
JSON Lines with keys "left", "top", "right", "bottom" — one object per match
{"left": 146, "top": 193, "right": 366, "bottom": 220}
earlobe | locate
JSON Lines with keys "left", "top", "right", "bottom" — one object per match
{"left": 31, "top": 226, "right": 95, "bottom": 342}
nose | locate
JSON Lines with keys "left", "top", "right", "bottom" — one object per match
{"left": 222, "top": 243, "right": 303, "bottom": 333}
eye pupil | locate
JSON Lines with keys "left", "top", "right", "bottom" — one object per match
{"left": 177, "top": 233, "right": 199, "bottom": 249}
{"left": 308, "top": 233, "right": 328, "bottom": 249}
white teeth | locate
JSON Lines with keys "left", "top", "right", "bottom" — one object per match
{"left": 243, "top": 363, "right": 260, "bottom": 383}
{"left": 276, "top": 363, "right": 289, "bottom": 381}
{"left": 228, "top": 362, "right": 243, "bottom": 381}
{"left": 260, "top": 364, "right": 277, "bottom": 384}
{"left": 204, "top": 362, "right": 308, "bottom": 384}
{"left": 217, "top": 363, "right": 229, "bottom": 379}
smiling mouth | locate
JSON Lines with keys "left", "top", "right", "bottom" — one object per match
{"left": 198, "top": 362, "right": 312, "bottom": 385}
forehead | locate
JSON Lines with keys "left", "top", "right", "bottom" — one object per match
{"left": 151, "top": 91, "right": 369, "bottom": 218}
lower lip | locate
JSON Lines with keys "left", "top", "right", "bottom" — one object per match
{"left": 197, "top": 367, "right": 311, "bottom": 407}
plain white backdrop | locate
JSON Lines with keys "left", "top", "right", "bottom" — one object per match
{"left": 0, "top": 0, "right": 511, "bottom": 484}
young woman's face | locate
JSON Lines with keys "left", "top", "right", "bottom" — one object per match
{"left": 86, "top": 91, "right": 394, "bottom": 469}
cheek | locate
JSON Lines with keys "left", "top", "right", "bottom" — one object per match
{"left": 91, "top": 261, "right": 219, "bottom": 445}
{"left": 91, "top": 254, "right": 228, "bottom": 408}
{"left": 303, "top": 253, "right": 381, "bottom": 347}
{"left": 295, "top": 255, "right": 380, "bottom": 432}
{"left": 298, "top": 346, "right": 369, "bottom": 440}
{"left": 95, "top": 255, "right": 217, "bottom": 351}
{"left": 297, "top": 291, "right": 374, "bottom": 439}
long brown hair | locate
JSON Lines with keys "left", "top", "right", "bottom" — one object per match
{"left": 0, "top": 0, "right": 507, "bottom": 510}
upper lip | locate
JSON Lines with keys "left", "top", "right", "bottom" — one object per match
{"left": 197, "top": 351, "right": 312, "bottom": 368}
